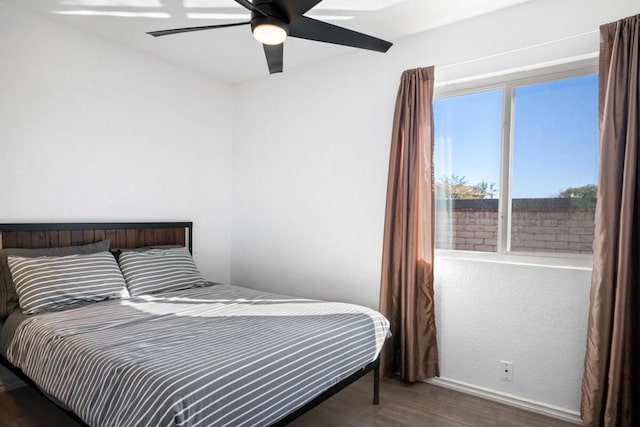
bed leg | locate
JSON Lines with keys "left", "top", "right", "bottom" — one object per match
{"left": 373, "top": 365, "right": 380, "bottom": 405}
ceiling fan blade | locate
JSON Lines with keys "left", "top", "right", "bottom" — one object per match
{"left": 271, "top": 0, "right": 322, "bottom": 20}
{"left": 147, "top": 21, "right": 250, "bottom": 37}
{"left": 263, "top": 43, "right": 284, "bottom": 74}
{"left": 289, "top": 16, "right": 392, "bottom": 53}
{"left": 235, "top": 0, "right": 268, "bottom": 16}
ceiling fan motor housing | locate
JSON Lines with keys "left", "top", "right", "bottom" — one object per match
{"left": 251, "top": 14, "right": 290, "bottom": 36}
{"left": 250, "top": 0, "right": 290, "bottom": 34}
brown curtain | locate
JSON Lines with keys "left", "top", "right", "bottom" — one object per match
{"left": 581, "top": 14, "right": 639, "bottom": 427}
{"left": 379, "top": 66, "right": 439, "bottom": 382}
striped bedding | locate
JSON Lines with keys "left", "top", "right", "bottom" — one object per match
{"left": 6, "top": 284, "right": 389, "bottom": 427}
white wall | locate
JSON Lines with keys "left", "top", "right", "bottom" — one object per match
{"left": 232, "top": 0, "right": 639, "bottom": 415}
{"left": 435, "top": 257, "right": 591, "bottom": 412}
{"left": 0, "top": 2, "right": 233, "bottom": 283}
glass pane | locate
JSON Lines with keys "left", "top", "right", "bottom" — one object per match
{"left": 510, "top": 74, "right": 598, "bottom": 254}
{"left": 434, "top": 88, "right": 503, "bottom": 252}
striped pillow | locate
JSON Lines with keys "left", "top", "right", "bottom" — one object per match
{"left": 8, "top": 252, "right": 129, "bottom": 315}
{"left": 0, "top": 240, "right": 111, "bottom": 320}
{"left": 118, "top": 247, "right": 206, "bottom": 296}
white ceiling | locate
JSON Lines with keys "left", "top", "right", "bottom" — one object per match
{"left": 7, "top": 0, "right": 535, "bottom": 83}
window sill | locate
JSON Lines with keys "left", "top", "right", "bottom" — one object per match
{"left": 435, "top": 249, "right": 593, "bottom": 270}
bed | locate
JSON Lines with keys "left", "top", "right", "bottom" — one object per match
{"left": 0, "top": 222, "right": 389, "bottom": 427}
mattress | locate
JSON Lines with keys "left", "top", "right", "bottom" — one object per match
{"left": 4, "top": 284, "right": 389, "bottom": 427}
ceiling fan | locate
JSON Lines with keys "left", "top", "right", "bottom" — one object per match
{"left": 147, "top": 0, "right": 393, "bottom": 74}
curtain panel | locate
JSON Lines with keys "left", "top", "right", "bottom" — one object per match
{"left": 581, "top": 14, "right": 639, "bottom": 427}
{"left": 379, "top": 66, "right": 439, "bottom": 382}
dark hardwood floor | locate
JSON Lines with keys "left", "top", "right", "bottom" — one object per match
{"left": 0, "top": 374, "right": 577, "bottom": 427}
{"left": 290, "top": 375, "right": 577, "bottom": 427}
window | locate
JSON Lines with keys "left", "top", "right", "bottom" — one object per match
{"left": 434, "top": 88, "right": 502, "bottom": 252}
{"left": 434, "top": 70, "right": 598, "bottom": 256}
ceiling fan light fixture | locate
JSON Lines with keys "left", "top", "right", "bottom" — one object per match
{"left": 253, "top": 22, "right": 288, "bottom": 45}
{"left": 251, "top": 14, "right": 289, "bottom": 45}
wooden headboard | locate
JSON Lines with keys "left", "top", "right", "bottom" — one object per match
{"left": 0, "top": 222, "right": 193, "bottom": 253}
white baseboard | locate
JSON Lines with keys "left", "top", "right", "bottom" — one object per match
{"left": 423, "top": 377, "right": 583, "bottom": 425}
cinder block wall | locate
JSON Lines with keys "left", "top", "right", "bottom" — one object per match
{"left": 436, "top": 198, "right": 595, "bottom": 254}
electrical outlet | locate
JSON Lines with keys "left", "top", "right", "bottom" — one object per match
{"left": 500, "top": 360, "right": 513, "bottom": 381}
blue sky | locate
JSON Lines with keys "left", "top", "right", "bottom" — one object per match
{"left": 433, "top": 74, "right": 599, "bottom": 198}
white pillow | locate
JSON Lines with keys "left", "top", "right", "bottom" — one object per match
{"left": 118, "top": 247, "right": 206, "bottom": 296}
{"left": 8, "top": 251, "right": 129, "bottom": 315}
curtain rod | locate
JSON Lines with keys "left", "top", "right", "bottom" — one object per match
{"left": 435, "top": 52, "right": 598, "bottom": 88}
{"left": 436, "top": 29, "right": 599, "bottom": 71}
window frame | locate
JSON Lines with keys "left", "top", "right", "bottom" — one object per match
{"left": 433, "top": 59, "right": 598, "bottom": 266}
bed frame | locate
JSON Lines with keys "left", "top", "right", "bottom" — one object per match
{"left": 0, "top": 222, "right": 193, "bottom": 253}
{"left": 0, "top": 222, "right": 380, "bottom": 426}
